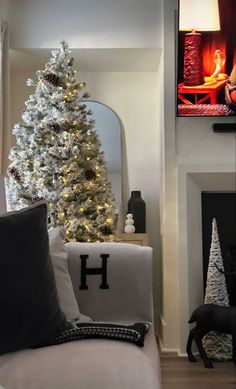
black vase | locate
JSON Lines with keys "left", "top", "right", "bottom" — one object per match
{"left": 127, "top": 191, "right": 146, "bottom": 233}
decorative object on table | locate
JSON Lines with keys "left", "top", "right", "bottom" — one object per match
{"left": 186, "top": 304, "right": 236, "bottom": 369}
{"left": 6, "top": 41, "right": 116, "bottom": 243}
{"left": 202, "top": 218, "right": 232, "bottom": 361}
{"left": 179, "top": 0, "right": 220, "bottom": 86}
{"left": 210, "top": 50, "right": 227, "bottom": 81}
{"left": 127, "top": 191, "right": 146, "bottom": 233}
{"left": 124, "top": 213, "right": 135, "bottom": 234}
{"left": 225, "top": 64, "right": 236, "bottom": 111}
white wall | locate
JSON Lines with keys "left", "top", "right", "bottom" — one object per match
{"left": 9, "top": 0, "right": 162, "bottom": 49}
{"left": 177, "top": 116, "right": 236, "bottom": 165}
{"left": 160, "top": 0, "right": 179, "bottom": 351}
{"left": 0, "top": 1, "right": 8, "bottom": 18}
{"left": 162, "top": 0, "right": 236, "bottom": 355}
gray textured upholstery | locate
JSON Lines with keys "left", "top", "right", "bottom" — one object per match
{"left": 0, "top": 176, "right": 6, "bottom": 214}
{"left": 0, "top": 242, "right": 162, "bottom": 389}
{"left": 67, "top": 242, "right": 154, "bottom": 323}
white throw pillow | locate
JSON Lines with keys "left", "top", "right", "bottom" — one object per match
{"left": 48, "top": 227, "right": 91, "bottom": 323}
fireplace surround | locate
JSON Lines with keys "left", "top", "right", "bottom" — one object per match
{"left": 178, "top": 165, "right": 235, "bottom": 353}
{"left": 202, "top": 191, "right": 236, "bottom": 305}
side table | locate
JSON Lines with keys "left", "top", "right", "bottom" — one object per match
{"left": 178, "top": 79, "right": 228, "bottom": 105}
{"left": 115, "top": 233, "right": 149, "bottom": 246}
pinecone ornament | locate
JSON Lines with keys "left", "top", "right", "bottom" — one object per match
{"left": 85, "top": 169, "right": 96, "bottom": 181}
{"left": 47, "top": 121, "right": 61, "bottom": 132}
{"left": 101, "top": 225, "right": 113, "bottom": 236}
{"left": 32, "top": 196, "right": 44, "bottom": 203}
{"left": 8, "top": 167, "right": 21, "bottom": 181}
{"left": 43, "top": 73, "right": 62, "bottom": 87}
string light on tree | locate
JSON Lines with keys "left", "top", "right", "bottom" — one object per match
{"left": 7, "top": 40, "right": 116, "bottom": 242}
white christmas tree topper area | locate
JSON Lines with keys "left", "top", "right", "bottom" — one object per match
{"left": 7, "top": 41, "right": 116, "bottom": 242}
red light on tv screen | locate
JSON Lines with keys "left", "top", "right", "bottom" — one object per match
{"left": 177, "top": 0, "right": 236, "bottom": 117}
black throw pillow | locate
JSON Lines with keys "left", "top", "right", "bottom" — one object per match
{"left": 0, "top": 201, "right": 68, "bottom": 355}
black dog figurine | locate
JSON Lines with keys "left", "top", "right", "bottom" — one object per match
{"left": 186, "top": 304, "right": 236, "bottom": 368}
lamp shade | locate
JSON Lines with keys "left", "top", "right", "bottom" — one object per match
{"left": 179, "top": 0, "right": 220, "bottom": 31}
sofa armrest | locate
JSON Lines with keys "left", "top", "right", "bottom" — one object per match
{"left": 66, "top": 242, "right": 154, "bottom": 324}
{"left": 0, "top": 176, "right": 7, "bottom": 213}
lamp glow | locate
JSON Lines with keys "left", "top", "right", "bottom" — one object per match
{"left": 179, "top": 0, "right": 220, "bottom": 32}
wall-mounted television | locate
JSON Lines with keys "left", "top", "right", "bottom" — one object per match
{"left": 177, "top": 0, "right": 236, "bottom": 117}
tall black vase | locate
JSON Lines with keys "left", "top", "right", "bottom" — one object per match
{"left": 127, "top": 191, "right": 146, "bottom": 233}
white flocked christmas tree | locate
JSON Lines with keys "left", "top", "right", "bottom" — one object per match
{"left": 203, "top": 218, "right": 232, "bottom": 360}
{"left": 7, "top": 41, "right": 116, "bottom": 242}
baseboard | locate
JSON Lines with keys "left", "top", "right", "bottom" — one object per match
{"left": 156, "top": 313, "right": 191, "bottom": 356}
{"left": 160, "top": 347, "right": 179, "bottom": 354}
{"left": 159, "top": 349, "right": 198, "bottom": 358}
{"left": 156, "top": 313, "right": 179, "bottom": 354}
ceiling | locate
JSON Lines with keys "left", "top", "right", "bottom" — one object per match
{"left": 8, "top": 0, "right": 162, "bottom": 73}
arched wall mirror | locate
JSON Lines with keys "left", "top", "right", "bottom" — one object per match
{"left": 84, "top": 101, "right": 122, "bottom": 214}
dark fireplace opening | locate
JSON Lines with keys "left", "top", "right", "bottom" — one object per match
{"left": 202, "top": 192, "right": 236, "bottom": 306}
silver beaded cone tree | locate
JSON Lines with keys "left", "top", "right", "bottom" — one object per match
{"left": 7, "top": 41, "right": 116, "bottom": 242}
{"left": 203, "top": 218, "right": 232, "bottom": 360}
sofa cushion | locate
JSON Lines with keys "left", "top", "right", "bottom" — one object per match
{"left": 0, "top": 328, "right": 162, "bottom": 389}
{"left": 0, "top": 201, "right": 68, "bottom": 355}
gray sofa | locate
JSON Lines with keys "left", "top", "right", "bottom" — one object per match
{"left": 0, "top": 241, "right": 162, "bottom": 389}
